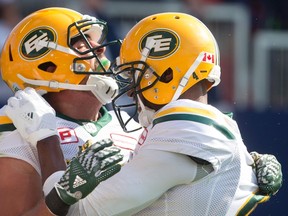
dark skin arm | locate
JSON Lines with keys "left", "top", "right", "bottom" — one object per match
{"left": 0, "top": 135, "right": 65, "bottom": 216}
{"left": 22, "top": 136, "right": 67, "bottom": 216}
{"left": 37, "top": 135, "right": 66, "bottom": 184}
{"left": 0, "top": 157, "right": 43, "bottom": 216}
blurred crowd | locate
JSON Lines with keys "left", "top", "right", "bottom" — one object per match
{"left": 1, "top": 0, "right": 287, "bottom": 53}
{"left": 1, "top": 0, "right": 288, "bottom": 51}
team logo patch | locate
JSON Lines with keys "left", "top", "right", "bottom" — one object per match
{"left": 139, "top": 29, "right": 180, "bottom": 59}
{"left": 20, "top": 27, "right": 57, "bottom": 60}
{"left": 58, "top": 127, "right": 79, "bottom": 144}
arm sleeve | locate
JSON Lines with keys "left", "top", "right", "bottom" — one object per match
{"left": 78, "top": 149, "right": 198, "bottom": 216}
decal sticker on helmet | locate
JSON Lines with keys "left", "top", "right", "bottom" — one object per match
{"left": 139, "top": 29, "right": 179, "bottom": 59}
{"left": 20, "top": 27, "right": 57, "bottom": 60}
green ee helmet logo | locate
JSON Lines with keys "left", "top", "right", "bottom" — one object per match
{"left": 20, "top": 27, "right": 57, "bottom": 60}
{"left": 139, "top": 29, "right": 180, "bottom": 59}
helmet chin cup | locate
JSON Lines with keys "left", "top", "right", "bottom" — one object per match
{"left": 136, "top": 95, "right": 155, "bottom": 127}
{"left": 138, "top": 108, "right": 155, "bottom": 128}
{"left": 87, "top": 75, "right": 119, "bottom": 104}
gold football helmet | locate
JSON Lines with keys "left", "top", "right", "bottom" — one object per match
{"left": 0, "top": 7, "right": 118, "bottom": 99}
{"left": 112, "top": 12, "right": 221, "bottom": 131}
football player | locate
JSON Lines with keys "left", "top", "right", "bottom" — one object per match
{"left": 109, "top": 12, "right": 282, "bottom": 215}
{"left": 0, "top": 7, "right": 141, "bottom": 215}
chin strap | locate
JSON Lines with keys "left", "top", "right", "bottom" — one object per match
{"left": 17, "top": 74, "right": 118, "bottom": 105}
{"left": 171, "top": 52, "right": 205, "bottom": 102}
{"left": 38, "top": 40, "right": 75, "bottom": 55}
{"left": 133, "top": 38, "right": 157, "bottom": 127}
{"left": 171, "top": 51, "right": 221, "bottom": 102}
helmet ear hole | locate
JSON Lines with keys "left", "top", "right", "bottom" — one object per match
{"left": 159, "top": 67, "right": 173, "bottom": 83}
{"left": 38, "top": 62, "right": 57, "bottom": 73}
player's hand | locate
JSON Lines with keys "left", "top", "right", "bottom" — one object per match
{"left": 46, "top": 138, "right": 123, "bottom": 214}
{"left": 250, "top": 151, "right": 282, "bottom": 195}
{"left": 4, "top": 87, "right": 57, "bottom": 147}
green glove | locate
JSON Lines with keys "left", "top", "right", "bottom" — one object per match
{"left": 46, "top": 138, "right": 123, "bottom": 215}
{"left": 250, "top": 151, "right": 283, "bottom": 195}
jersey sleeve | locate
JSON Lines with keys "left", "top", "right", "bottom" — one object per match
{"left": 0, "top": 130, "right": 40, "bottom": 174}
{"left": 0, "top": 108, "right": 40, "bottom": 174}
{"left": 76, "top": 148, "right": 198, "bottom": 216}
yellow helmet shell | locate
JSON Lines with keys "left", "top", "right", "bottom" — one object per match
{"left": 120, "top": 12, "right": 220, "bottom": 105}
{"left": 0, "top": 7, "right": 101, "bottom": 93}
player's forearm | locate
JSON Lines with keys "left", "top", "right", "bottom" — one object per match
{"left": 37, "top": 135, "right": 66, "bottom": 184}
{"left": 37, "top": 136, "right": 71, "bottom": 214}
{"left": 84, "top": 149, "right": 199, "bottom": 215}
{"left": 40, "top": 139, "right": 122, "bottom": 216}
{"left": 32, "top": 136, "right": 72, "bottom": 216}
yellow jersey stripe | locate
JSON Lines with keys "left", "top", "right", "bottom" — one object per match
{"left": 0, "top": 116, "right": 12, "bottom": 124}
{"left": 236, "top": 191, "right": 270, "bottom": 215}
{"left": 0, "top": 116, "right": 15, "bottom": 132}
{"left": 155, "top": 106, "right": 217, "bottom": 120}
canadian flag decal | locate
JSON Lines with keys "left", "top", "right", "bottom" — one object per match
{"left": 202, "top": 52, "right": 215, "bottom": 63}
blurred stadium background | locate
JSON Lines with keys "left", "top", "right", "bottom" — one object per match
{"left": 0, "top": 0, "right": 286, "bottom": 215}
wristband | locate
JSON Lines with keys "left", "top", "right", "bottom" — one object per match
{"left": 45, "top": 188, "right": 70, "bottom": 216}
{"left": 43, "top": 171, "right": 65, "bottom": 196}
{"left": 30, "top": 129, "right": 58, "bottom": 147}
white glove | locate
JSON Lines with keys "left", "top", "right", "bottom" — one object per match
{"left": 4, "top": 87, "right": 57, "bottom": 147}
